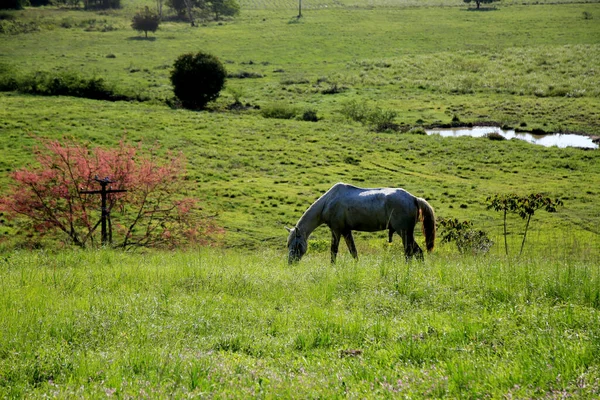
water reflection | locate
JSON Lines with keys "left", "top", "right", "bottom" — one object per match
{"left": 426, "top": 126, "right": 598, "bottom": 149}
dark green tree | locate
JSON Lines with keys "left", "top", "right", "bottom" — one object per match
{"left": 208, "top": 0, "right": 239, "bottom": 21}
{"left": 170, "top": 52, "right": 227, "bottom": 110}
{"left": 0, "top": 0, "right": 26, "bottom": 9}
{"left": 463, "top": 0, "right": 499, "bottom": 9}
{"left": 131, "top": 7, "right": 161, "bottom": 38}
{"left": 84, "top": 0, "right": 121, "bottom": 10}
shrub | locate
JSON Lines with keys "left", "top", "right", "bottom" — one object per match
{"left": 0, "top": 70, "right": 134, "bottom": 101}
{"left": 170, "top": 52, "right": 227, "bottom": 110}
{"left": 369, "top": 107, "right": 398, "bottom": 132}
{"left": 408, "top": 127, "right": 427, "bottom": 135}
{"left": 0, "top": 19, "right": 40, "bottom": 34}
{"left": 131, "top": 7, "right": 160, "bottom": 38}
{"left": 228, "top": 71, "right": 264, "bottom": 79}
{"left": 486, "top": 132, "right": 506, "bottom": 141}
{"left": 260, "top": 103, "right": 297, "bottom": 119}
{"left": 341, "top": 100, "right": 371, "bottom": 124}
{"left": 300, "top": 109, "right": 319, "bottom": 122}
{"left": 438, "top": 218, "right": 493, "bottom": 255}
{"left": 340, "top": 100, "right": 398, "bottom": 131}
{"left": 321, "top": 83, "right": 345, "bottom": 94}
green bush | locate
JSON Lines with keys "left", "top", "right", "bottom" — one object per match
{"left": 0, "top": 70, "right": 138, "bottom": 102}
{"left": 486, "top": 132, "right": 506, "bottom": 141}
{"left": 408, "top": 126, "right": 427, "bottom": 135}
{"left": 369, "top": 107, "right": 398, "bottom": 132}
{"left": 0, "top": 19, "right": 40, "bottom": 34}
{"left": 340, "top": 100, "right": 371, "bottom": 124}
{"left": 341, "top": 100, "right": 398, "bottom": 131}
{"left": 300, "top": 109, "right": 319, "bottom": 122}
{"left": 438, "top": 218, "right": 494, "bottom": 255}
{"left": 170, "top": 52, "right": 227, "bottom": 110}
{"left": 260, "top": 104, "right": 297, "bottom": 120}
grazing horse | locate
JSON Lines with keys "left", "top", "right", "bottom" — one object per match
{"left": 287, "top": 183, "right": 436, "bottom": 264}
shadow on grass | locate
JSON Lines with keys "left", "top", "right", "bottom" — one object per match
{"left": 463, "top": 7, "right": 499, "bottom": 11}
{"left": 126, "top": 36, "right": 157, "bottom": 41}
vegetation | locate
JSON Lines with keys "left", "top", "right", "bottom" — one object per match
{"left": 0, "top": 0, "right": 25, "bottom": 10}
{"left": 437, "top": 218, "right": 494, "bottom": 255}
{"left": 1, "top": 249, "right": 599, "bottom": 398}
{"left": 131, "top": 6, "right": 160, "bottom": 38}
{"left": 487, "top": 193, "right": 564, "bottom": 257}
{"left": 166, "top": 0, "right": 240, "bottom": 22}
{"left": 463, "top": 0, "right": 500, "bottom": 10}
{"left": 83, "top": 0, "right": 121, "bottom": 10}
{"left": 170, "top": 51, "right": 227, "bottom": 110}
{"left": 0, "top": 69, "right": 138, "bottom": 101}
{"left": 0, "top": 1, "right": 599, "bottom": 395}
{"left": 0, "top": 138, "right": 220, "bottom": 249}
{"left": 208, "top": 0, "right": 240, "bottom": 21}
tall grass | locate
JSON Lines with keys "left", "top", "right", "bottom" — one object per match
{"left": 1, "top": 246, "right": 599, "bottom": 397}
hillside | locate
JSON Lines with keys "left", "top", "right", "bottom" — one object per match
{"left": 1, "top": 0, "right": 599, "bottom": 251}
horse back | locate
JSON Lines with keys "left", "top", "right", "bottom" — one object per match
{"left": 322, "top": 184, "right": 418, "bottom": 231}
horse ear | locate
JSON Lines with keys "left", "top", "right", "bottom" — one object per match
{"left": 285, "top": 226, "right": 292, "bottom": 232}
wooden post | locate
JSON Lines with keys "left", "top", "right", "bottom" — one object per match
{"left": 80, "top": 177, "right": 127, "bottom": 246}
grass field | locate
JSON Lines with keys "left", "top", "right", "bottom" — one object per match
{"left": 1, "top": 0, "right": 600, "bottom": 248}
{"left": 1, "top": 249, "right": 600, "bottom": 398}
{"left": 1, "top": 0, "right": 600, "bottom": 396}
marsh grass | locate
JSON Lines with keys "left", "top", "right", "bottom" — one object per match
{"left": 1, "top": 247, "right": 599, "bottom": 397}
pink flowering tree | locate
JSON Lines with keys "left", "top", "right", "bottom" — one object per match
{"left": 0, "top": 137, "right": 222, "bottom": 249}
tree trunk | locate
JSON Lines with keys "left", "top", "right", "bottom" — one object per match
{"left": 503, "top": 209, "right": 508, "bottom": 256}
{"left": 183, "top": 0, "right": 196, "bottom": 26}
{"left": 519, "top": 214, "right": 532, "bottom": 257}
{"left": 156, "top": 0, "right": 162, "bottom": 19}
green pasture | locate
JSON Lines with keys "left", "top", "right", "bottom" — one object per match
{"left": 1, "top": 249, "right": 600, "bottom": 397}
{"left": 1, "top": 0, "right": 599, "bottom": 249}
{"left": 1, "top": 0, "right": 600, "bottom": 397}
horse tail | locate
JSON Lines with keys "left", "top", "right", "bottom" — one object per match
{"left": 416, "top": 197, "right": 436, "bottom": 252}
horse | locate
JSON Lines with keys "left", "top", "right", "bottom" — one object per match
{"left": 286, "top": 183, "right": 436, "bottom": 264}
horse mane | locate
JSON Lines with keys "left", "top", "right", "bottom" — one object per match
{"left": 295, "top": 184, "right": 343, "bottom": 235}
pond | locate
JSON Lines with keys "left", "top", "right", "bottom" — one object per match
{"left": 426, "top": 126, "right": 599, "bottom": 149}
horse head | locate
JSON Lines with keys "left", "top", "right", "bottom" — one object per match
{"left": 286, "top": 226, "right": 307, "bottom": 264}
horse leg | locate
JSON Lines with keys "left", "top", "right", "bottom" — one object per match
{"left": 388, "top": 228, "right": 395, "bottom": 243}
{"left": 330, "top": 230, "right": 341, "bottom": 264}
{"left": 411, "top": 242, "right": 424, "bottom": 261}
{"left": 403, "top": 229, "right": 424, "bottom": 261}
{"left": 343, "top": 231, "right": 358, "bottom": 260}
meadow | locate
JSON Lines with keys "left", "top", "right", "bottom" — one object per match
{"left": 1, "top": 249, "right": 600, "bottom": 398}
{"left": 1, "top": 0, "right": 600, "bottom": 396}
